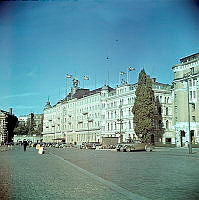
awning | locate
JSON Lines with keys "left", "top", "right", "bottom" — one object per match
{"left": 52, "top": 138, "right": 65, "bottom": 140}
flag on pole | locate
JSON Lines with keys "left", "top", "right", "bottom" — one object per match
{"left": 120, "top": 71, "right": 126, "bottom": 75}
{"left": 128, "top": 67, "right": 135, "bottom": 71}
{"left": 66, "top": 74, "right": 72, "bottom": 78}
{"left": 83, "top": 76, "right": 89, "bottom": 80}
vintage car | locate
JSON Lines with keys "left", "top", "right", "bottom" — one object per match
{"left": 116, "top": 140, "right": 153, "bottom": 152}
{"left": 81, "top": 142, "right": 101, "bottom": 150}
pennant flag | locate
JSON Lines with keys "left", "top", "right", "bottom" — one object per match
{"left": 66, "top": 74, "right": 72, "bottom": 78}
{"left": 120, "top": 72, "right": 126, "bottom": 75}
{"left": 83, "top": 76, "right": 89, "bottom": 80}
{"left": 128, "top": 67, "right": 135, "bottom": 71}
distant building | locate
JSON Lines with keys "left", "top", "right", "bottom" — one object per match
{"left": 17, "top": 113, "right": 44, "bottom": 135}
{"left": 18, "top": 115, "right": 29, "bottom": 126}
{"left": 0, "top": 109, "right": 18, "bottom": 144}
{"left": 172, "top": 53, "right": 199, "bottom": 147}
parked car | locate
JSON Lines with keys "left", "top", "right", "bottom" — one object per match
{"left": 82, "top": 142, "right": 101, "bottom": 150}
{"left": 116, "top": 140, "right": 153, "bottom": 152}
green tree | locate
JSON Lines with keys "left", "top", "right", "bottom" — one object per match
{"left": 26, "top": 113, "right": 35, "bottom": 135}
{"left": 132, "top": 69, "right": 156, "bottom": 143}
{"left": 13, "top": 122, "right": 28, "bottom": 135}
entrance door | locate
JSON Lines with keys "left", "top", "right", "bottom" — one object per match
{"left": 180, "top": 130, "right": 185, "bottom": 147}
{"left": 191, "top": 130, "right": 195, "bottom": 144}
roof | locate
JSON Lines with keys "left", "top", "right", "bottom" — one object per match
{"left": 180, "top": 52, "right": 199, "bottom": 63}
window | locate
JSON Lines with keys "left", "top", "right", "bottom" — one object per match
{"left": 120, "top": 110, "right": 123, "bottom": 117}
{"left": 190, "top": 91, "right": 193, "bottom": 100}
{"left": 129, "top": 108, "right": 131, "bottom": 115}
{"left": 166, "top": 138, "right": 171, "bottom": 144}
{"left": 166, "top": 107, "right": 168, "bottom": 115}
{"left": 192, "top": 116, "right": 196, "bottom": 122}
{"left": 166, "top": 120, "right": 169, "bottom": 129}
{"left": 189, "top": 79, "right": 192, "bottom": 87}
{"left": 129, "top": 120, "right": 131, "bottom": 129}
{"left": 193, "top": 78, "right": 197, "bottom": 86}
{"left": 193, "top": 91, "right": 196, "bottom": 99}
{"left": 192, "top": 103, "right": 195, "bottom": 111}
{"left": 111, "top": 123, "right": 113, "bottom": 130}
{"left": 191, "top": 67, "right": 195, "bottom": 74}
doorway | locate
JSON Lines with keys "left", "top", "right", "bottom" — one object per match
{"left": 180, "top": 130, "right": 185, "bottom": 147}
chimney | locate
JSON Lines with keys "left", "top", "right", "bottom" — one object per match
{"left": 9, "top": 108, "right": 13, "bottom": 115}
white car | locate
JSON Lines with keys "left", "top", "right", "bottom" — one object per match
{"left": 116, "top": 140, "right": 153, "bottom": 152}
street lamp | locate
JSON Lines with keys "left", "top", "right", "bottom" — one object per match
{"left": 82, "top": 112, "right": 90, "bottom": 142}
{"left": 184, "top": 72, "right": 192, "bottom": 154}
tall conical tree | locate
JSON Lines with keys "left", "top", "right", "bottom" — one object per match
{"left": 132, "top": 69, "right": 156, "bottom": 143}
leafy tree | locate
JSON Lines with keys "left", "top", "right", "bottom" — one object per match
{"left": 13, "top": 122, "right": 28, "bottom": 135}
{"left": 132, "top": 69, "right": 156, "bottom": 143}
{"left": 26, "top": 113, "right": 35, "bottom": 135}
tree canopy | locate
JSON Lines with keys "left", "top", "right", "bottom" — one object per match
{"left": 132, "top": 69, "right": 156, "bottom": 143}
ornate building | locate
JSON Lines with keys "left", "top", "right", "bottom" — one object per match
{"left": 43, "top": 76, "right": 174, "bottom": 145}
{"left": 172, "top": 53, "right": 199, "bottom": 147}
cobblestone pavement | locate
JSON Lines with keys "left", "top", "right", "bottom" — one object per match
{"left": 0, "top": 146, "right": 146, "bottom": 200}
{"left": 0, "top": 146, "right": 199, "bottom": 200}
{"left": 47, "top": 147, "right": 199, "bottom": 200}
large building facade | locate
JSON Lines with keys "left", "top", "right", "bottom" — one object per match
{"left": 43, "top": 77, "right": 175, "bottom": 145}
{"left": 172, "top": 53, "right": 199, "bottom": 147}
{"left": 43, "top": 53, "right": 199, "bottom": 146}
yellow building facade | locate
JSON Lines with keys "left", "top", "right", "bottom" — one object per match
{"left": 172, "top": 53, "right": 199, "bottom": 147}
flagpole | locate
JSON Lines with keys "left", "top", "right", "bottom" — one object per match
{"left": 127, "top": 68, "right": 129, "bottom": 84}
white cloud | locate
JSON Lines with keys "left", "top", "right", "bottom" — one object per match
{"left": 14, "top": 105, "right": 35, "bottom": 110}
{"left": 0, "top": 93, "right": 38, "bottom": 99}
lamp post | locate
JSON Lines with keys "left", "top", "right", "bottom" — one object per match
{"left": 66, "top": 74, "right": 72, "bottom": 98}
{"left": 184, "top": 72, "right": 192, "bottom": 154}
{"left": 117, "top": 100, "right": 124, "bottom": 143}
{"left": 83, "top": 112, "right": 89, "bottom": 143}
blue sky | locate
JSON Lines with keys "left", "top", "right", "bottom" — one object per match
{"left": 0, "top": 0, "right": 198, "bottom": 117}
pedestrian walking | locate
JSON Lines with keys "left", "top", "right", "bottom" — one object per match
{"left": 23, "top": 140, "right": 28, "bottom": 152}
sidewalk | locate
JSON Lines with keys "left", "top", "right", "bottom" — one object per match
{"left": 0, "top": 145, "right": 13, "bottom": 152}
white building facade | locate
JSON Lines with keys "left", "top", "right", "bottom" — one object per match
{"left": 43, "top": 78, "right": 175, "bottom": 145}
